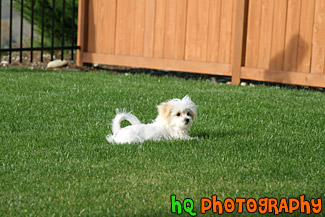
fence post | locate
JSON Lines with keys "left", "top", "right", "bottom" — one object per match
{"left": 77, "top": 0, "right": 87, "bottom": 67}
{"left": 231, "top": 0, "right": 248, "bottom": 84}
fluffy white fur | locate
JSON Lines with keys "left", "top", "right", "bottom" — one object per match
{"left": 106, "top": 95, "right": 197, "bottom": 144}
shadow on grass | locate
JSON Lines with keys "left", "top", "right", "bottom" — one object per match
{"left": 193, "top": 129, "right": 246, "bottom": 140}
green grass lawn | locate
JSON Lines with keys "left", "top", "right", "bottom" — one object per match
{"left": 0, "top": 67, "right": 324, "bottom": 216}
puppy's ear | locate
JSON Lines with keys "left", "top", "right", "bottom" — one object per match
{"left": 190, "top": 111, "right": 197, "bottom": 121}
{"left": 182, "top": 95, "right": 197, "bottom": 121}
{"left": 157, "top": 102, "right": 172, "bottom": 120}
{"left": 182, "top": 95, "right": 190, "bottom": 101}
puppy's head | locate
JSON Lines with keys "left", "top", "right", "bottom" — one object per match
{"left": 157, "top": 95, "right": 197, "bottom": 131}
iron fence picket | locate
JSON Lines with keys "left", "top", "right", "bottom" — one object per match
{"left": 20, "top": 0, "right": 23, "bottom": 63}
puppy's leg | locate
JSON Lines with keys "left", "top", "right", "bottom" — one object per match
{"left": 106, "top": 134, "right": 115, "bottom": 143}
{"left": 189, "top": 136, "right": 199, "bottom": 141}
{"left": 180, "top": 135, "right": 198, "bottom": 141}
{"left": 134, "top": 135, "right": 145, "bottom": 143}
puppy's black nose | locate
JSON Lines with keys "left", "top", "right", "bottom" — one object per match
{"left": 185, "top": 118, "right": 190, "bottom": 124}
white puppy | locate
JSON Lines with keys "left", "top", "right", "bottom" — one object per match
{"left": 106, "top": 95, "right": 197, "bottom": 144}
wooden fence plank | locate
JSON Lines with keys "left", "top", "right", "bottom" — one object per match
{"left": 185, "top": 0, "right": 210, "bottom": 61}
{"left": 174, "top": 0, "right": 188, "bottom": 60}
{"left": 296, "top": 0, "right": 315, "bottom": 73}
{"left": 245, "top": 0, "right": 262, "bottom": 67}
{"left": 133, "top": 0, "right": 146, "bottom": 56}
{"left": 197, "top": 0, "right": 210, "bottom": 62}
{"left": 185, "top": 0, "right": 198, "bottom": 61}
{"left": 207, "top": 0, "right": 222, "bottom": 63}
{"left": 77, "top": 0, "right": 87, "bottom": 66}
{"left": 257, "top": 0, "right": 275, "bottom": 69}
{"left": 144, "top": 0, "right": 156, "bottom": 57}
{"left": 241, "top": 67, "right": 325, "bottom": 87}
{"left": 86, "top": 0, "right": 98, "bottom": 52}
{"left": 98, "top": 0, "right": 117, "bottom": 54}
{"left": 311, "top": 0, "right": 325, "bottom": 74}
{"left": 231, "top": 0, "right": 247, "bottom": 84}
{"left": 218, "top": 0, "right": 234, "bottom": 64}
{"left": 164, "top": 0, "right": 177, "bottom": 59}
{"left": 153, "top": 0, "right": 166, "bottom": 58}
{"left": 115, "top": 0, "right": 135, "bottom": 55}
{"left": 83, "top": 52, "right": 231, "bottom": 76}
{"left": 230, "top": 0, "right": 237, "bottom": 64}
{"left": 269, "top": 0, "right": 288, "bottom": 70}
{"left": 283, "top": 0, "right": 302, "bottom": 71}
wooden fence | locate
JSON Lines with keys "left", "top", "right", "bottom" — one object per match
{"left": 77, "top": 0, "right": 325, "bottom": 88}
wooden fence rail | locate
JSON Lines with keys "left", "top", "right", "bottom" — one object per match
{"left": 77, "top": 0, "right": 325, "bottom": 88}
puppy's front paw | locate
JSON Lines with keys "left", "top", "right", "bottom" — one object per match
{"left": 190, "top": 136, "right": 199, "bottom": 141}
{"left": 183, "top": 136, "right": 198, "bottom": 141}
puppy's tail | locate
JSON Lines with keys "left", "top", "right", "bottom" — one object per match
{"left": 111, "top": 109, "right": 141, "bottom": 136}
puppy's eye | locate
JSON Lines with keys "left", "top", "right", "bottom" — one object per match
{"left": 187, "top": 112, "right": 190, "bottom": 116}
{"left": 176, "top": 112, "right": 181, "bottom": 117}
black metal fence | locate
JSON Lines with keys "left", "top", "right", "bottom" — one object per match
{"left": 0, "top": 0, "right": 79, "bottom": 64}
